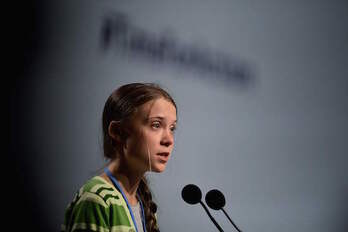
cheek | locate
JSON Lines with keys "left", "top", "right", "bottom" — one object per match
{"left": 125, "top": 132, "right": 144, "bottom": 152}
{"left": 142, "top": 129, "right": 159, "bottom": 142}
{"left": 143, "top": 131, "right": 161, "bottom": 149}
{"left": 129, "top": 130, "right": 157, "bottom": 153}
{"left": 128, "top": 127, "right": 164, "bottom": 155}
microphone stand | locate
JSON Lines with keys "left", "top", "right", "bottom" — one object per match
{"left": 221, "top": 208, "right": 242, "bottom": 232}
{"left": 199, "top": 201, "right": 224, "bottom": 232}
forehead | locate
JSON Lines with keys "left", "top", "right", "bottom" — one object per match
{"left": 138, "top": 98, "right": 177, "bottom": 122}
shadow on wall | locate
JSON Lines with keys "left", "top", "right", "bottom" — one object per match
{"left": 7, "top": 0, "right": 51, "bottom": 231}
{"left": 100, "top": 11, "right": 256, "bottom": 89}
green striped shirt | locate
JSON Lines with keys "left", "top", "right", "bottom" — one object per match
{"left": 62, "top": 176, "right": 139, "bottom": 232}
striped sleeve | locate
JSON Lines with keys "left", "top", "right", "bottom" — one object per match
{"left": 62, "top": 176, "right": 137, "bottom": 232}
{"left": 64, "top": 191, "right": 110, "bottom": 232}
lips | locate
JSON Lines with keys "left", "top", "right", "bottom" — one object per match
{"left": 157, "top": 152, "right": 169, "bottom": 157}
{"left": 156, "top": 152, "right": 170, "bottom": 162}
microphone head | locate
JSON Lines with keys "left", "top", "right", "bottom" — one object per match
{"left": 181, "top": 184, "right": 202, "bottom": 205}
{"left": 205, "top": 189, "right": 226, "bottom": 210}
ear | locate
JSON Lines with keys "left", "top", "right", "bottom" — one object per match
{"left": 108, "top": 121, "right": 125, "bottom": 143}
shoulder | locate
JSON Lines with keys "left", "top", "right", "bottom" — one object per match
{"left": 76, "top": 176, "right": 123, "bottom": 207}
{"left": 62, "top": 176, "right": 128, "bottom": 232}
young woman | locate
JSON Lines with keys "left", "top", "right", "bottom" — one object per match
{"left": 62, "top": 83, "right": 177, "bottom": 232}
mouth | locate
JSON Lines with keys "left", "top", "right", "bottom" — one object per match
{"left": 157, "top": 152, "right": 169, "bottom": 157}
{"left": 156, "top": 152, "right": 170, "bottom": 162}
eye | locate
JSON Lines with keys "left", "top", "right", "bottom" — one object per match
{"left": 170, "top": 125, "right": 177, "bottom": 133}
{"left": 151, "top": 121, "right": 161, "bottom": 129}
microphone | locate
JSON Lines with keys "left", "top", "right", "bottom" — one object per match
{"left": 205, "top": 189, "right": 242, "bottom": 232}
{"left": 181, "top": 184, "right": 224, "bottom": 232}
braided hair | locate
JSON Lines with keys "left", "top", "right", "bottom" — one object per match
{"left": 138, "top": 178, "right": 159, "bottom": 232}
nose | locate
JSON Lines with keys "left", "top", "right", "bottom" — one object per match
{"left": 160, "top": 128, "right": 174, "bottom": 147}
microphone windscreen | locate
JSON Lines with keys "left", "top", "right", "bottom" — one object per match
{"left": 205, "top": 189, "right": 226, "bottom": 210}
{"left": 181, "top": 184, "right": 202, "bottom": 205}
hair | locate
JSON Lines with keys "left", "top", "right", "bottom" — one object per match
{"left": 102, "top": 83, "right": 177, "bottom": 232}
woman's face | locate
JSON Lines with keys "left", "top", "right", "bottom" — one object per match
{"left": 123, "top": 97, "right": 177, "bottom": 173}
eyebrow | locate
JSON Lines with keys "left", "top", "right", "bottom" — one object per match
{"left": 148, "top": 116, "right": 177, "bottom": 123}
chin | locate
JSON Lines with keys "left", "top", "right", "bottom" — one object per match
{"left": 151, "top": 164, "right": 167, "bottom": 173}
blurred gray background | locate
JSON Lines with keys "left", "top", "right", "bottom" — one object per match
{"left": 8, "top": 0, "right": 348, "bottom": 231}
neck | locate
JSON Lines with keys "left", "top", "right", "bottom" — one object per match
{"left": 106, "top": 159, "right": 144, "bottom": 204}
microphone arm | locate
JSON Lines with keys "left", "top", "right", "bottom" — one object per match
{"left": 205, "top": 189, "right": 243, "bottom": 232}
{"left": 221, "top": 208, "right": 242, "bottom": 232}
{"left": 199, "top": 201, "right": 224, "bottom": 232}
